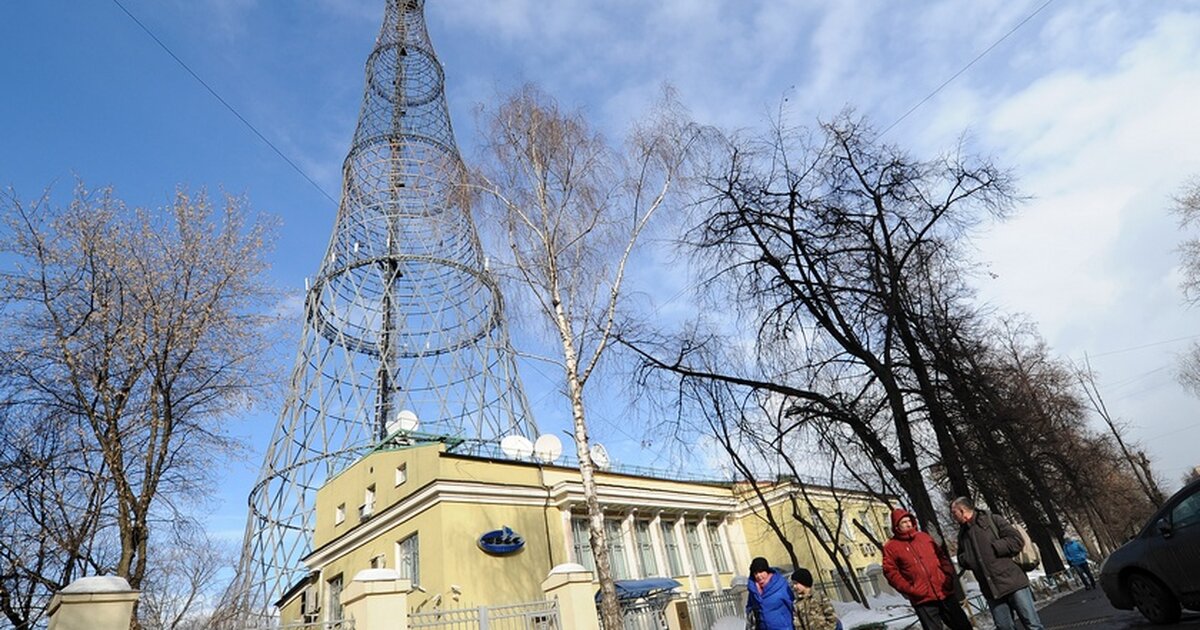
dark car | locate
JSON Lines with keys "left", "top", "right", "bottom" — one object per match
{"left": 1099, "top": 477, "right": 1200, "bottom": 623}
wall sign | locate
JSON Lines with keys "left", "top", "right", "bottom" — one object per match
{"left": 478, "top": 526, "right": 525, "bottom": 555}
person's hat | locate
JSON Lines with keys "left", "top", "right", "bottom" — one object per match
{"left": 749, "top": 557, "right": 770, "bottom": 575}
{"left": 791, "top": 568, "right": 814, "bottom": 588}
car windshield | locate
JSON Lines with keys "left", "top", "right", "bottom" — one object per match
{"left": 1141, "top": 481, "right": 1200, "bottom": 537}
{"left": 1172, "top": 490, "right": 1200, "bottom": 529}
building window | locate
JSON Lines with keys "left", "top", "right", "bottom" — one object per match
{"left": 634, "top": 520, "right": 658, "bottom": 577}
{"left": 571, "top": 516, "right": 595, "bottom": 571}
{"left": 326, "top": 574, "right": 344, "bottom": 622}
{"left": 857, "top": 566, "right": 882, "bottom": 597}
{"left": 335, "top": 503, "right": 346, "bottom": 526}
{"left": 660, "top": 520, "right": 683, "bottom": 576}
{"left": 300, "top": 585, "right": 319, "bottom": 623}
{"left": 706, "top": 522, "right": 730, "bottom": 572}
{"left": 605, "top": 519, "right": 630, "bottom": 580}
{"left": 396, "top": 534, "right": 420, "bottom": 586}
{"left": 395, "top": 463, "right": 407, "bottom": 486}
{"left": 361, "top": 484, "right": 376, "bottom": 519}
{"left": 685, "top": 522, "right": 708, "bottom": 573}
{"left": 810, "top": 508, "right": 833, "bottom": 543}
{"left": 857, "top": 510, "right": 874, "bottom": 539}
{"left": 841, "top": 513, "right": 856, "bottom": 541}
{"left": 370, "top": 553, "right": 386, "bottom": 569}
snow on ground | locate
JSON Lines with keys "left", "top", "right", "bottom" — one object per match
{"left": 834, "top": 593, "right": 921, "bottom": 629}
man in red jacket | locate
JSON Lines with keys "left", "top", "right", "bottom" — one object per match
{"left": 882, "top": 509, "right": 973, "bottom": 630}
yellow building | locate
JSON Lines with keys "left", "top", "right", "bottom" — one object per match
{"left": 277, "top": 440, "right": 895, "bottom": 624}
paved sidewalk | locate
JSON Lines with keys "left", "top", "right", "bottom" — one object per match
{"left": 1037, "top": 588, "right": 1200, "bottom": 630}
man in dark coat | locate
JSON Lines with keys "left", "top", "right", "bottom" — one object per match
{"left": 951, "top": 497, "right": 1044, "bottom": 630}
{"left": 882, "top": 508, "right": 972, "bottom": 630}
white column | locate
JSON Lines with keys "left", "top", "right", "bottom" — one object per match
{"left": 649, "top": 512, "right": 671, "bottom": 579}
{"left": 622, "top": 511, "right": 639, "bottom": 578}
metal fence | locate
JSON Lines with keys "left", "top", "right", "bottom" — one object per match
{"left": 409, "top": 600, "right": 559, "bottom": 630}
{"left": 687, "top": 589, "right": 746, "bottom": 629}
{"left": 606, "top": 598, "right": 671, "bottom": 630}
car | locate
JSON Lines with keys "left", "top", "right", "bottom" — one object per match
{"left": 1099, "top": 477, "right": 1200, "bottom": 623}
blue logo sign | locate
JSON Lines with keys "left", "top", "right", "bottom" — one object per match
{"left": 478, "top": 526, "right": 525, "bottom": 555}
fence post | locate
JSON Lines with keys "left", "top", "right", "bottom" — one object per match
{"left": 341, "top": 568, "right": 412, "bottom": 630}
{"left": 47, "top": 576, "right": 139, "bottom": 630}
{"left": 541, "top": 563, "right": 599, "bottom": 630}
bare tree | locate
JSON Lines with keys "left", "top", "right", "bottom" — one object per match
{"left": 474, "top": 84, "right": 701, "bottom": 628}
{"left": 1076, "top": 358, "right": 1166, "bottom": 506}
{"left": 138, "top": 526, "right": 235, "bottom": 630}
{"left": 1173, "top": 177, "right": 1200, "bottom": 393}
{"left": 628, "top": 322, "right": 880, "bottom": 605}
{"left": 631, "top": 112, "right": 1016, "bottom": 537}
{"left": 0, "top": 183, "right": 279, "bottom": 626}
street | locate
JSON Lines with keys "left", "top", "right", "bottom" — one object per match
{"left": 1039, "top": 588, "right": 1200, "bottom": 630}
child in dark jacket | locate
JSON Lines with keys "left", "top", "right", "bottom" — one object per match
{"left": 790, "top": 568, "right": 840, "bottom": 630}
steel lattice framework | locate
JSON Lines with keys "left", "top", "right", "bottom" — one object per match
{"left": 232, "top": 0, "right": 535, "bottom": 616}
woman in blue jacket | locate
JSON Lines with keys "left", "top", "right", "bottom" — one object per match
{"left": 746, "top": 557, "right": 795, "bottom": 630}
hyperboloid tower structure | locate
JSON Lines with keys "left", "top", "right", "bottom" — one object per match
{"left": 234, "top": 0, "right": 535, "bottom": 615}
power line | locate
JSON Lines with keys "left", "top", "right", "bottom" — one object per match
{"left": 1083, "top": 334, "right": 1200, "bottom": 360}
{"left": 110, "top": 0, "right": 339, "bottom": 207}
{"left": 879, "top": 0, "right": 1056, "bottom": 138}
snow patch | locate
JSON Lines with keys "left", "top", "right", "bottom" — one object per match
{"left": 61, "top": 576, "right": 133, "bottom": 593}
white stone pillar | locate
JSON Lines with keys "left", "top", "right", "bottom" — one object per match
{"left": 48, "top": 576, "right": 139, "bottom": 630}
{"left": 341, "top": 568, "right": 411, "bottom": 630}
{"left": 542, "top": 563, "right": 600, "bottom": 630}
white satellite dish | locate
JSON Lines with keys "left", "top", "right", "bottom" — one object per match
{"left": 500, "top": 435, "right": 535, "bottom": 460}
{"left": 590, "top": 443, "right": 611, "bottom": 470}
{"left": 533, "top": 434, "right": 563, "bottom": 463}
{"left": 387, "top": 409, "right": 420, "bottom": 435}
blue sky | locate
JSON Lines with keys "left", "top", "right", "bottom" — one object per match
{"left": 4, "top": 0, "right": 1200, "bottom": 540}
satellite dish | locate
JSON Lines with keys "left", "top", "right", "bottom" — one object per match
{"left": 533, "top": 434, "right": 563, "bottom": 463}
{"left": 590, "top": 443, "right": 611, "bottom": 470}
{"left": 500, "top": 435, "right": 534, "bottom": 460}
{"left": 387, "top": 409, "right": 420, "bottom": 435}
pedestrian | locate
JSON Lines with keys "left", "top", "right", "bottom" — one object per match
{"left": 882, "top": 508, "right": 973, "bottom": 630}
{"left": 1061, "top": 537, "right": 1096, "bottom": 590}
{"left": 746, "top": 556, "right": 795, "bottom": 630}
{"left": 789, "top": 568, "right": 841, "bottom": 630}
{"left": 951, "top": 497, "right": 1045, "bottom": 630}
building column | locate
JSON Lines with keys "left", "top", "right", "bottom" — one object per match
{"left": 341, "top": 569, "right": 412, "bottom": 630}
{"left": 48, "top": 576, "right": 140, "bottom": 630}
{"left": 649, "top": 512, "right": 671, "bottom": 579}
{"left": 674, "top": 518, "right": 696, "bottom": 593}
{"left": 622, "top": 511, "right": 639, "bottom": 578}
{"left": 697, "top": 515, "right": 721, "bottom": 589}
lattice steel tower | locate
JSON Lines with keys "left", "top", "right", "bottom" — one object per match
{"left": 233, "top": 0, "right": 535, "bottom": 615}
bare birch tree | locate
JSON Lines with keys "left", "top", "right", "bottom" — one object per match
{"left": 0, "top": 183, "right": 279, "bottom": 627}
{"left": 474, "top": 84, "right": 702, "bottom": 628}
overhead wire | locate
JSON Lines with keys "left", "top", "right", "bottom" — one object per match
{"left": 110, "top": 0, "right": 339, "bottom": 207}
{"left": 878, "top": 0, "right": 1056, "bottom": 138}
